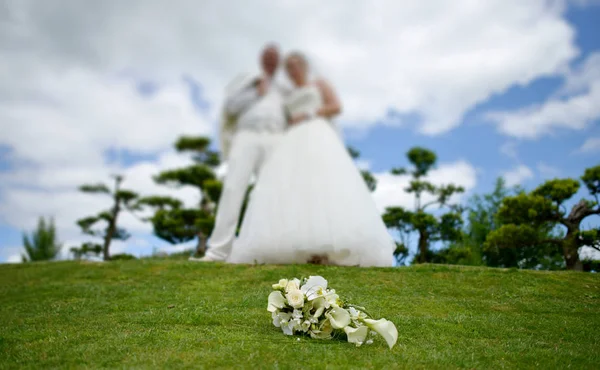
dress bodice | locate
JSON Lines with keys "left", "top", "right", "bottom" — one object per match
{"left": 285, "top": 84, "right": 323, "bottom": 117}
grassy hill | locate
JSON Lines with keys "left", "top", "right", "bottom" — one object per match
{"left": 0, "top": 259, "right": 598, "bottom": 369}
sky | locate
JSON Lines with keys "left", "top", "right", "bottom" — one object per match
{"left": 1, "top": 0, "right": 599, "bottom": 263}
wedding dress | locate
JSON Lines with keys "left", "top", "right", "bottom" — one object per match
{"left": 227, "top": 84, "right": 395, "bottom": 267}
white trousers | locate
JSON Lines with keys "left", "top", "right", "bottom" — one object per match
{"left": 205, "top": 130, "right": 282, "bottom": 260}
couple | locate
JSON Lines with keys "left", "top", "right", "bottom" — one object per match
{"left": 196, "top": 44, "right": 395, "bottom": 267}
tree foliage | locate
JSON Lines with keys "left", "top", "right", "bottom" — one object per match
{"left": 484, "top": 165, "right": 600, "bottom": 270}
{"left": 347, "top": 146, "right": 378, "bottom": 192}
{"left": 22, "top": 216, "right": 62, "bottom": 262}
{"left": 382, "top": 147, "right": 465, "bottom": 263}
{"left": 74, "top": 175, "right": 139, "bottom": 261}
{"left": 432, "top": 178, "right": 561, "bottom": 269}
{"left": 138, "top": 136, "right": 223, "bottom": 257}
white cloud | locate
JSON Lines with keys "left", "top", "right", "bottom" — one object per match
{"left": 372, "top": 160, "right": 478, "bottom": 212}
{"left": 0, "top": 0, "right": 587, "bottom": 259}
{"left": 355, "top": 160, "right": 371, "bottom": 171}
{"left": 537, "top": 162, "right": 561, "bottom": 178}
{"left": 0, "top": 0, "right": 578, "bottom": 136}
{"left": 0, "top": 246, "right": 25, "bottom": 264}
{"left": 579, "top": 246, "right": 600, "bottom": 261}
{"left": 487, "top": 52, "right": 600, "bottom": 138}
{"left": 578, "top": 137, "right": 600, "bottom": 153}
{"left": 500, "top": 141, "right": 519, "bottom": 160}
{"left": 0, "top": 151, "right": 201, "bottom": 240}
{"left": 503, "top": 165, "right": 534, "bottom": 186}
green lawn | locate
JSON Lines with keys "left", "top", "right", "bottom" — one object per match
{"left": 0, "top": 259, "right": 598, "bottom": 369}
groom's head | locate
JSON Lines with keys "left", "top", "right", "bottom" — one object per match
{"left": 260, "top": 44, "right": 280, "bottom": 76}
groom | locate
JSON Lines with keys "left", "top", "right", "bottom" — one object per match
{"left": 193, "top": 44, "right": 287, "bottom": 262}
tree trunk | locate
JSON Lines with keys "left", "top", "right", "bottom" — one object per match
{"left": 563, "top": 228, "right": 582, "bottom": 271}
{"left": 104, "top": 175, "right": 123, "bottom": 261}
{"left": 195, "top": 232, "right": 207, "bottom": 257}
{"left": 417, "top": 230, "right": 429, "bottom": 263}
{"left": 103, "top": 220, "right": 115, "bottom": 261}
{"left": 103, "top": 202, "right": 121, "bottom": 261}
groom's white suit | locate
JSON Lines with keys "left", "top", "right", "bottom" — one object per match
{"left": 204, "top": 72, "right": 287, "bottom": 261}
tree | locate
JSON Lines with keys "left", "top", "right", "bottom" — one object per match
{"left": 22, "top": 216, "right": 61, "bottom": 262}
{"left": 484, "top": 165, "right": 600, "bottom": 270}
{"left": 382, "top": 147, "right": 465, "bottom": 263}
{"left": 75, "top": 175, "right": 139, "bottom": 261}
{"left": 441, "top": 177, "right": 562, "bottom": 269}
{"left": 70, "top": 242, "right": 102, "bottom": 260}
{"left": 347, "top": 146, "right": 377, "bottom": 192}
{"left": 432, "top": 178, "right": 511, "bottom": 266}
{"left": 138, "top": 136, "right": 222, "bottom": 257}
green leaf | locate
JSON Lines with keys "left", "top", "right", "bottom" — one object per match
{"left": 79, "top": 183, "right": 110, "bottom": 194}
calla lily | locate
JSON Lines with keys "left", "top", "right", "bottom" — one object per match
{"left": 344, "top": 325, "right": 369, "bottom": 346}
{"left": 267, "top": 291, "right": 286, "bottom": 312}
{"left": 311, "top": 297, "right": 326, "bottom": 318}
{"left": 364, "top": 318, "right": 398, "bottom": 349}
{"left": 310, "top": 320, "right": 333, "bottom": 339}
{"left": 301, "top": 276, "right": 328, "bottom": 301}
{"left": 325, "top": 307, "right": 351, "bottom": 329}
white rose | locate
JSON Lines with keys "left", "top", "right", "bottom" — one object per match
{"left": 286, "top": 289, "right": 305, "bottom": 309}
{"left": 272, "top": 279, "right": 288, "bottom": 290}
{"left": 285, "top": 278, "right": 301, "bottom": 292}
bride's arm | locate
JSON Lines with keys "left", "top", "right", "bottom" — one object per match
{"left": 315, "top": 79, "right": 342, "bottom": 119}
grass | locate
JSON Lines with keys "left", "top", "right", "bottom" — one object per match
{"left": 0, "top": 259, "right": 599, "bottom": 369}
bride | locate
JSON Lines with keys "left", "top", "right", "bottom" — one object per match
{"left": 227, "top": 52, "right": 395, "bottom": 267}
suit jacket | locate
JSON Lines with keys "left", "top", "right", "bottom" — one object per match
{"left": 219, "top": 72, "right": 261, "bottom": 161}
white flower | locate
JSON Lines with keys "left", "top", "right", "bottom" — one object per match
{"left": 311, "top": 297, "right": 327, "bottom": 318}
{"left": 285, "top": 289, "right": 305, "bottom": 309}
{"left": 364, "top": 318, "right": 398, "bottom": 349}
{"left": 267, "top": 291, "right": 286, "bottom": 312}
{"left": 285, "top": 278, "right": 301, "bottom": 292}
{"left": 272, "top": 312, "right": 292, "bottom": 328}
{"left": 348, "top": 307, "right": 363, "bottom": 320}
{"left": 324, "top": 289, "right": 340, "bottom": 307}
{"left": 288, "top": 318, "right": 303, "bottom": 333}
{"left": 282, "top": 324, "right": 293, "bottom": 336}
{"left": 310, "top": 320, "right": 333, "bottom": 339}
{"left": 344, "top": 326, "right": 369, "bottom": 346}
{"left": 301, "top": 320, "right": 311, "bottom": 332}
{"left": 272, "top": 279, "right": 289, "bottom": 290}
{"left": 292, "top": 309, "right": 304, "bottom": 320}
{"left": 301, "top": 276, "right": 328, "bottom": 301}
{"left": 325, "top": 307, "right": 351, "bottom": 329}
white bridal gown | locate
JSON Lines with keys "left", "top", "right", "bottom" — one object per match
{"left": 227, "top": 84, "right": 395, "bottom": 267}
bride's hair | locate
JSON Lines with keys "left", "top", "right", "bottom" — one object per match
{"left": 285, "top": 51, "right": 308, "bottom": 68}
{"left": 285, "top": 51, "right": 322, "bottom": 82}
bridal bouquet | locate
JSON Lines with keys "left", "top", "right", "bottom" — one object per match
{"left": 267, "top": 276, "right": 398, "bottom": 348}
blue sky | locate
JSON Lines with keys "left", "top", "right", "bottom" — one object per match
{"left": 0, "top": 1, "right": 599, "bottom": 263}
{"left": 348, "top": 5, "right": 600, "bottom": 189}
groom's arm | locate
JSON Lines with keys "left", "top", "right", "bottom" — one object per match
{"left": 224, "top": 84, "right": 260, "bottom": 116}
